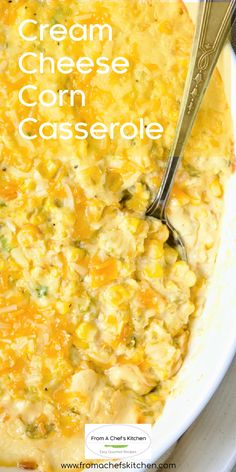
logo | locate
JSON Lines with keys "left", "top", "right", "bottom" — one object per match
{"left": 85, "top": 424, "right": 152, "bottom": 460}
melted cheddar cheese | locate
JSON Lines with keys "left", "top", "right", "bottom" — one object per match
{"left": 0, "top": 0, "right": 233, "bottom": 470}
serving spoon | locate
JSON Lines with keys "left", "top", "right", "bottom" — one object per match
{"left": 146, "top": 0, "right": 236, "bottom": 261}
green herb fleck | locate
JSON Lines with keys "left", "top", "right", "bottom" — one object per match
{"left": 119, "top": 190, "right": 132, "bottom": 206}
{"left": 25, "top": 422, "right": 54, "bottom": 439}
{"left": 35, "top": 285, "right": 48, "bottom": 298}
{"left": 69, "top": 344, "right": 80, "bottom": 367}
{"left": 185, "top": 164, "right": 201, "bottom": 178}
{"left": 0, "top": 235, "right": 10, "bottom": 252}
{"left": 54, "top": 198, "right": 63, "bottom": 208}
{"left": 70, "top": 407, "right": 80, "bottom": 416}
{"left": 127, "top": 336, "right": 137, "bottom": 348}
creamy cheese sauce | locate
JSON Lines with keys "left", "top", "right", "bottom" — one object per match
{"left": 0, "top": 0, "right": 233, "bottom": 470}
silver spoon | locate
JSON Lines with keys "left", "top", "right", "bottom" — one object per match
{"left": 146, "top": 0, "right": 236, "bottom": 261}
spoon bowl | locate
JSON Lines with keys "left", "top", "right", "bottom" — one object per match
{"left": 146, "top": 203, "right": 187, "bottom": 261}
{"left": 146, "top": 0, "right": 236, "bottom": 260}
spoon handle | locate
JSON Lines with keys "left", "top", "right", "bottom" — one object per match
{"left": 147, "top": 0, "right": 236, "bottom": 219}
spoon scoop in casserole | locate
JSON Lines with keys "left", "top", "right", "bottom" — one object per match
{"left": 146, "top": 0, "right": 236, "bottom": 261}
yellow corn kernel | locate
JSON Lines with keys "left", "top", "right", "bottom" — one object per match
{"left": 128, "top": 217, "right": 141, "bottom": 234}
{"left": 172, "top": 260, "right": 188, "bottom": 274}
{"left": 17, "top": 224, "right": 39, "bottom": 248}
{"left": 30, "top": 213, "right": 44, "bottom": 225}
{"left": 64, "top": 247, "right": 85, "bottom": 263}
{"left": 126, "top": 196, "right": 143, "bottom": 212}
{"left": 211, "top": 138, "right": 219, "bottom": 147}
{"left": 191, "top": 197, "right": 201, "bottom": 206}
{"left": 62, "top": 209, "right": 76, "bottom": 226}
{"left": 76, "top": 248, "right": 86, "bottom": 260}
{"left": 76, "top": 140, "right": 87, "bottom": 158}
{"left": 210, "top": 178, "right": 223, "bottom": 198}
{"left": 130, "top": 347, "right": 144, "bottom": 364}
{"left": 15, "top": 154, "right": 33, "bottom": 172}
{"left": 106, "top": 314, "right": 118, "bottom": 327}
{"left": 185, "top": 271, "right": 197, "bottom": 287}
{"left": 9, "top": 259, "right": 20, "bottom": 274}
{"left": 81, "top": 166, "right": 102, "bottom": 186}
{"left": 76, "top": 321, "right": 97, "bottom": 342}
{"left": 158, "top": 20, "right": 172, "bottom": 34}
{"left": 20, "top": 180, "right": 35, "bottom": 193}
{"left": 126, "top": 184, "right": 149, "bottom": 212}
{"left": 86, "top": 199, "right": 105, "bottom": 223}
{"left": 56, "top": 301, "right": 71, "bottom": 315}
{"left": 145, "top": 263, "right": 163, "bottom": 279}
{"left": 176, "top": 191, "right": 190, "bottom": 205}
{"left": 70, "top": 247, "right": 82, "bottom": 262}
{"left": 180, "top": 58, "right": 188, "bottom": 72}
{"left": 204, "top": 233, "right": 214, "bottom": 250}
{"left": 148, "top": 240, "right": 164, "bottom": 259}
{"left": 164, "top": 246, "right": 178, "bottom": 264}
{"left": 38, "top": 159, "right": 59, "bottom": 179}
{"left": 11, "top": 248, "right": 29, "bottom": 269}
{"left": 193, "top": 207, "right": 208, "bottom": 220}
{"left": 186, "top": 301, "right": 195, "bottom": 315}
{"left": 108, "top": 284, "right": 130, "bottom": 306}
{"left": 157, "top": 224, "right": 169, "bottom": 243}
{"left": 150, "top": 175, "right": 162, "bottom": 187}
{"left": 106, "top": 171, "right": 123, "bottom": 192}
{"left": 171, "top": 64, "right": 179, "bottom": 74}
{"left": 158, "top": 81, "right": 168, "bottom": 96}
{"left": 0, "top": 259, "right": 4, "bottom": 271}
{"left": 119, "top": 161, "right": 140, "bottom": 177}
{"left": 172, "top": 261, "right": 196, "bottom": 287}
{"left": 147, "top": 392, "right": 160, "bottom": 403}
